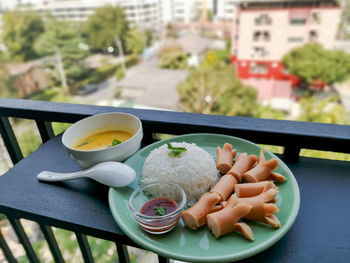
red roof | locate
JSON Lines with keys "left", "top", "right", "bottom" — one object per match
{"left": 5, "top": 63, "right": 35, "bottom": 76}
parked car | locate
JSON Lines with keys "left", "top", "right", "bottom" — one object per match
{"left": 77, "top": 84, "right": 99, "bottom": 95}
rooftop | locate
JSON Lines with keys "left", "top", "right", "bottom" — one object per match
{"left": 5, "top": 62, "right": 36, "bottom": 76}
{"left": 236, "top": 0, "right": 339, "bottom": 8}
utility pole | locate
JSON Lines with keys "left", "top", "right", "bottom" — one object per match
{"left": 115, "top": 36, "right": 127, "bottom": 74}
{"left": 55, "top": 46, "right": 68, "bottom": 95}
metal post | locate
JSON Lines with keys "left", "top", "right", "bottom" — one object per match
{"left": 115, "top": 36, "right": 127, "bottom": 74}
{"left": 0, "top": 229, "right": 17, "bottom": 263}
{"left": 55, "top": 46, "right": 68, "bottom": 95}
{"left": 158, "top": 255, "right": 170, "bottom": 263}
{"left": 115, "top": 243, "right": 130, "bottom": 263}
{"left": 0, "top": 117, "right": 23, "bottom": 165}
{"left": 39, "top": 225, "right": 65, "bottom": 263}
{"left": 75, "top": 233, "right": 94, "bottom": 263}
{"left": 35, "top": 120, "right": 55, "bottom": 143}
{"left": 8, "top": 218, "right": 40, "bottom": 263}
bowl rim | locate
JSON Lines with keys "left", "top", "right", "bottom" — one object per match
{"left": 62, "top": 112, "right": 143, "bottom": 153}
{"left": 129, "top": 182, "right": 187, "bottom": 220}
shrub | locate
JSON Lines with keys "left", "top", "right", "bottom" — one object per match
{"left": 76, "top": 54, "right": 139, "bottom": 91}
{"left": 115, "top": 67, "right": 125, "bottom": 80}
{"left": 159, "top": 51, "right": 188, "bottom": 70}
{"left": 125, "top": 54, "right": 140, "bottom": 67}
{"left": 0, "top": 213, "right": 6, "bottom": 221}
{"left": 28, "top": 88, "right": 60, "bottom": 101}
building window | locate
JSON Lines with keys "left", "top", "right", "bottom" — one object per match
{"left": 253, "top": 32, "right": 261, "bottom": 41}
{"left": 253, "top": 31, "right": 270, "bottom": 42}
{"left": 263, "top": 31, "right": 270, "bottom": 41}
{"left": 255, "top": 14, "right": 272, "bottom": 25}
{"left": 312, "top": 12, "right": 321, "bottom": 24}
{"left": 250, "top": 63, "right": 268, "bottom": 74}
{"left": 288, "top": 37, "right": 304, "bottom": 42}
{"left": 309, "top": 31, "right": 318, "bottom": 42}
{"left": 251, "top": 47, "right": 269, "bottom": 58}
{"left": 290, "top": 18, "right": 306, "bottom": 25}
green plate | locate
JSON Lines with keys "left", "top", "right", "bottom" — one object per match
{"left": 109, "top": 133, "right": 300, "bottom": 262}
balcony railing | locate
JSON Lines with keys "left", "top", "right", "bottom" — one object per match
{"left": 0, "top": 98, "right": 349, "bottom": 263}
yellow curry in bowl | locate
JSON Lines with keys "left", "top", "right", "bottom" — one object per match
{"left": 73, "top": 130, "right": 134, "bottom": 150}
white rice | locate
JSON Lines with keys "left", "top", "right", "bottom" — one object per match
{"left": 141, "top": 142, "right": 219, "bottom": 205}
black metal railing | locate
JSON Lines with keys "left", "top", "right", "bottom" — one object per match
{"left": 0, "top": 98, "right": 349, "bottom": 263}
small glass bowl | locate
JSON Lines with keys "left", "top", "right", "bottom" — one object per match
{"left": 129, "top": 182, "right": 186, "bottom": 234}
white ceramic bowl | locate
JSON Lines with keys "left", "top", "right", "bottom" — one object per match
{"left": 62, "top": 112, "right": 143, "bottom": 168}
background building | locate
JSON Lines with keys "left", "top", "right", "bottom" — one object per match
{"left": 2, "top": 0, "right": 163, "bottom": 31}
{"left": 168, "top": 0, "right": 211, "bottom": 23}
{"left": 231, "top": 0, "right": 341, "bottom": 104}
{"left": 215, "top": 0, "right": 236, "bottom": 21}
{"left": 5, "top": 62, "right": 50, "bottom": 98}
{"left": 165, "top": 0, "right": 237, "bottom": 24}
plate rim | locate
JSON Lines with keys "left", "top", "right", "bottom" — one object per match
{"left": 109, "top": 133, "right": 300, "bottom": 262}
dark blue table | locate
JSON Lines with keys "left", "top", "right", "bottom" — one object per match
{"left": 0, "top": 135, "right": 349, "bottom": 262}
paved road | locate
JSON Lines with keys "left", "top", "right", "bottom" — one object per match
{"left": 74, "top": 58, "right": 188, "bottom": 110}
{"left": 74, "top": 76, "right": 119, "bottom": 104}
{"left": 117, "top": 58, "right": 188, "bottom": 110}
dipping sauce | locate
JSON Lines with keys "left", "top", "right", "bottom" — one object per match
{"left": 141, "top": 197, "right": 178, "bottom": 216}
{"left": 73, "top": 130, "right": 134, "bottom": 150}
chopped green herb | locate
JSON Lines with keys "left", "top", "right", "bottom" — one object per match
{"left": 77, "top": 139, "right": 91, "bottom": 147}
{"left": 153, "top": 206, "right": 167, "bottom": 216}
{"left": 167, "top": 142, "right": 187, "bottom": 157}
{"left": 111, "top": 139, "right": 121, "bottom": 146}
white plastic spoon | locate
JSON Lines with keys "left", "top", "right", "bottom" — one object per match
{"left": 37, "top": 161, "right": 136, "bottom": 187}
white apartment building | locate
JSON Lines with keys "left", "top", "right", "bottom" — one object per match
{"left": 4, "top": 0, "right": 163, "bottom": 31}
{"left": 170, "top": 0, "right": 196, "bottom": 23}
{"left": 1, "top": 0, "right": 239, "bottom": 29}
{"left": 167, "top": 0, "right": 236, "bottom": 23}
{"left": 215, "top": 0, "right": 236, "bottom": 21}
{"left": 115, "top": 0, "right": 162, "bottom": 30}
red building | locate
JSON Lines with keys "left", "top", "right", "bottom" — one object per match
{"left": 231, "top": 0, "right": 340, "bottom": 102}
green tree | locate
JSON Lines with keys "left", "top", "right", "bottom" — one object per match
{"left": 202, "top": 50, "right": 231, "bottom": 68}
{"left": 283, "top": 43, "right": 350, "bottom": 85}
{"left": 125, "top": 28, "right": 145, "bottom": 54}
{"left": 145, "top": 29, "right": 154, "bottom": 47}
{"left": 340, "top": 2, "right": 350, "bottom": 39}
{"left": 2, "top": 10, "right": 44, "bottom": 61}
{"left": 157, "top": 43, "right": 188, "bottom": 70}
{"left": 34, "top": 18, "right": 89, "bottom": 87}
{"left": 86, "top": 6, "right": 129, "bottom": 52}
{"left": 298, "top": 95, "right": 349, "bottom": 124}
{"left": 255, "top": 105, "right": 286, "bottom": 120}
{"left": 296, "top": 95, "right": 350, "bottom": 161}
{"left": 178, "top": 64, "right": 258, "bottom": 115}
{"left": 0, "top": 52, "right": 15, "bottom": 97}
